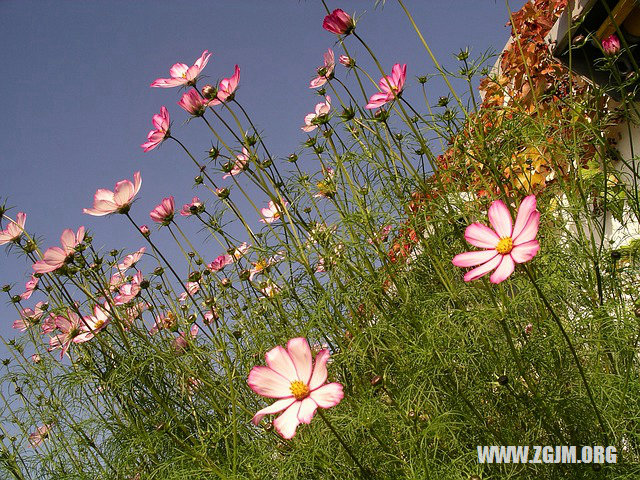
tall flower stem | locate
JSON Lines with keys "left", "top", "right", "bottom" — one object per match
{"left": 316, "top": 409, "right": 371, "bottom": 478}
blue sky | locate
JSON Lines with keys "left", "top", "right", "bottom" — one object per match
{"left": 0, "top": 0, "right": 524, "bottom": 340}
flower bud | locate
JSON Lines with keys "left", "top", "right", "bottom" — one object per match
{"left": 153, "top": 267, "right": 164, "bottom": 276}
{"left": 215, "top": 187, "right": 230, "bottom": 199}
{"left": 287, "top": 154, "right": 298, "bottom": 163}
{"left": 497, "top": 375, "right": 509, "bottom": 386}
{"left": 139, "top": 225, "right": 151, "bottom": 237}
{"left": 602, "top": 34, "right": 621, "bottom": 55}
{"left": 202, "top": 84, "right": 217, "bottom": 100}
{"left": 209, "top": 146, "right": 220, "bottom": 159}
{"left": 370, "top": 375, "right": 383, "bottom": 387}
{"left": 194, "top": 175, "right": 203, "bottom": 185}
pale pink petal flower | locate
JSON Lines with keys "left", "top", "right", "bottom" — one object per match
{"left": 452, "top": 195, "right": 540, "bottom": 284}
{"left": 322, "top": 9, "right": 355, "bottom": 35}
{"left": 249, "top": 254, "right": 283, "bottom": 281}
{"left": 0, "top": 212, "right": 26, "bottom": 245}
{"left": 260, "top": 200, "right": 289, "bottom": 224}
{"left": 13, "top": 302, "right": 47, "bottom": 332}
{"left": 117, "top": 247, "right": 146, "bottom": 272}
{"left": 32, "top": 227, "right": 85, "bottom": 274}
{"left": 114, "top": 271, "right": 143, "bottom": 305}
{"left": 29, "top": 424, "right": 53, "bottom": 448}
{"left": 231, "top": 242, "right": 250, "bottom": 261}
{"left": 180, "top": 197, "right": 203, "bottom": 217}
{"left": 365, "top": 63, "right": 407, "bottom": 109}
{"left": 178, "top": 281, "right": 200, "bottom": 303}
{"left": 310, "top": 49, "right": 335, "bottom": 88}
{"left": 141, "top": 107, "right": 171, "bottom": 152}
{"left": 210, "top": 65, "right": 240, "bottom": 104}
{"left": 83, "top": 172, "right": 142, "bottom": 216}
{"left": 151, "top": 50, "right": 212, "bottom": 88}
{"left": 222, "top": 148, "right": 250, "bottom": 179}
{"left": 174, "top": 324, "right": 198, "bottom": 353}
{"left": 20, "top": 275, "right": 39, "bottom": 300}
{"left": 248, "top": 338, "right": 344, "bottom": 439}
{"left": 48, "top": 310, "right": 91, "bottom": 358}
{"left": 302, "top": 96, "right": 331, "bottom": 132}
{"left": 149, "top": 196, "right": 175, "bottom": 225}
{"left": 259, "top": 282, "right": 281, "bottom": 299}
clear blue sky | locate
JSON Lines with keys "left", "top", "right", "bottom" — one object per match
{"left": 0, "top": 0, "right": 524, "bottom": 340}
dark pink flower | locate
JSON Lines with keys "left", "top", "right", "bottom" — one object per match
{"left": 0, "top": 212, "right": 26, "bottom": 245}
{"left": 310, "top": 49, "right": 335, "bottom": 88}
{"left": 150, "top": 196, "right": 175, "bottom": 225}
{"left": 178, "top": 89, "right": 212, "bottom": 116}
{"left": 323, "top": 9, "right": 355, "bottom": 35}
{"left": 151, "top": 50, "right": 212, "bottom": 88}
{"left": 210, "top": 65, "right": 240, "bottom": 104}
{"left": 141, "top": 107, "right": 171, "bottom": 152}
{"left": 208, "top": 254, "right": 233, "bottom": 272}
{"left": 33, "top": 227, "right": 85, "bottom": 274}
{"left": 339, "top": 55, "right": 354, "bottom": 67}
{"left": 139, "top": 224, "right": 151, "bottom": 237}
{"left": 602, "top": 34, "right": 620, "bottom": 55}
{"left": 452, "top": 195, "right": 540, "bottom": 284}
{"left": 366, "top": 63, "right": 407, "bottom": 109}
{"left": 180, "top": 196, "right": 204, "bottom": 216}
{"left": 248, "top": 338, "right": 344, "bottom": 439}
{"left": 83, "top": 172, "right": 142, "bottom": 216}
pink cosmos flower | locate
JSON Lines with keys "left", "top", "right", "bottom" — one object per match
{"left": 180, "top": 197, "right": 203, "bottom": 216}
{"left": 13, "top": 302, "right": 47, "bottom": 331}
{"left": 248, "top": 337, "right": 344, "bottom": 439}
{"left": 323, "top": 9, "right": 355, "bottom": 35}
{"left": 83, "top": 304, "right": 111, "bottom": 335}
{"left": 83, "top": 172, "right": 142, "bottom": 216}
{"left": 20, "top": 274, "right": 39, "bottom": 300}
{"left": 150, "top": 311, "right": 177, "bottom": 335}
{"left": 139, "top": 224, "right": 150, "bottom": 236}
{"left": 259, "top": 282, "right": 281, "bottom": 299}
{"left": 260, "top": 200, "right": 288, "bottom": 224}
{"left": 231, "top": 242, "right": 251, "bottom": 260}
{"left": 150, "top": 50, "right": 212, "bottom": 88}
{"left": 48, "top": 310, "right": 92, "bottom": 358}
{"left": 31, "top": 354, "right": 41, "bottom": 363}
{"left": 365, "top": 63, "right": 407, "bottom": 109}
{"left": 310, "top": 49, "right": 335, "bottom": 88}
{"left": 223, "top": 148, "right": 250, "bottom": 179}
{"left": 33, "top": 227, "right": 85, "bottom": 274}
{"left": 302, "top": 96, "right": 331, "bottom": 132}
{"left": 178, "top": 281, "right": 200, "bottom": 303}
{"left": 208, "top": 254, "right": 233, "bottom": 272}
{"left": 29, "top": 424, "right": 53, "bottom": 448}
{"left": 602, "top": 34, "right": 621, "bottom": 55}
{"left": 210, "top": 65, "right": 240, "bottom": 104}
{"left": 141, "top": 107, "right": 171, "bottom": 152}
{"left": 249, "top": 254, "right": 283, "bottom": 281}
{"left": 114, "top": 271, "right": 144, "bottom": 305}
{"left": 174, "top": 324, "right": 198, "bottom": 353}
{"left": 149, "top": 196, "right": 175, "bottom": 225}
{"left": 41, "top": 314, "right": 57, "bottom": 334}
{"left": 203, "top": 308, "right": 219, "bottom": 325}
{"left": 178, "top": 89, "right": 212, "bottom": 116}
{"left": 0, "top": 212, "right": 26, "bottom": 245}
{"left": 339, "top": 55, "right": 354, "bottom": 67}
{"left": 452, "top": 195, "right": 540, "bottom": 284}
{"left": 117, "top": 247, "right": 146, "bottom": 272}
{"left": 367, "top": 225, "right": 392, "bottom": 245}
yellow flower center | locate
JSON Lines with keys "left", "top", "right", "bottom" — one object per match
{"left": 496, "top": 236, "right": 513, "bottom": 255}
{"left": 289, "top": 380, "right": 310, "bottom": 400}
{"left": 93, "top": 319, "right": 105, "bottom": 330}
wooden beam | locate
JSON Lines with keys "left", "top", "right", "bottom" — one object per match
{"left": 596, "top": 0, "right": 637, "bottom": 39}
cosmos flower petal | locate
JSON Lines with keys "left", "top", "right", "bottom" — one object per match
{"left": 251, "top": 398, "right": 296, "bottom": 425}
{"left": 297, "top": 397, "right": 318, "bottom": 424}
{"left": 247, "top": 366, "right": 293, "bottom": 399}
{"left": 273, "top": 402, "right": 302, "bottom": 440}
{"left": 511, "top": 195, "right": 537, "bottom": 240}
{"left": 452, "top": 249, "right": 498, "bottom": 268}
{"left": 286, "top": 337, "right": 313, "bottom": 384}
{"left": 308, "top": 349, "right": 330, "bottom": 390}
{"left": 510, "top": 240, "right": 540, "bottom": 264}
{"left": 265, "top": 345, "right": 298, "bottom": 381}
{"left": 309, "top": 382, "right": 344, "bottom": 408}
{"left": 488, "top": 200, "right": 513, "bottom": 238}
{"left": 464, "top": 223, "right": 500, "bottom": 249}
{"left": 463, "top": 254, "right": 502, "bottom": 282}
{"left": 490, "top": 255, "right": 516, "bottom": 284}
{"left": 513, "top": 211, "right": 540, "bottom": 246}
